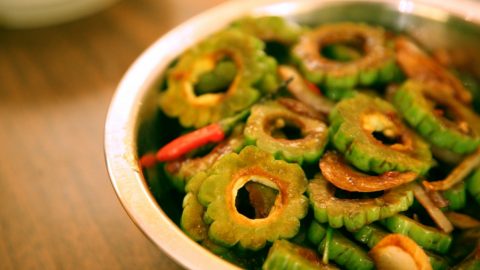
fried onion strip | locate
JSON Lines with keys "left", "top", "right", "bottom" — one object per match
{"left": 413, "top": 184, "right": 454, "bottom": 233}
{"left": 278, "top": 65, "right": 334, "bottom": 115}
{"left": 445, "top": 212, "right": 480, "bottom": 230}
{"left": 320, "top": 151, "right": 418, "bottom": 192}
{"left": 395, "top": 36, "right": 472, "bottom": 104}
{"left": 423, "top": 147, "right": 480, "bottom": 191}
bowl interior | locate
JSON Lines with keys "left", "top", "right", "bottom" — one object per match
{"left": 107, "top": 0, "right": 480, "bottom": 269}
{"left": 137, "top": 0, "right": 480, "bottom": 224}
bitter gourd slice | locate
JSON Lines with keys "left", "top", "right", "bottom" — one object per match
{"left": 442, "top": 182, "right": 467, "bottom": 211}
{"left": 352, "top": 224, "right": 450, "bottom": 270}
{"left": 244, "top": 101, "right": 328, "bottom": 164}
{"left": 307, "top": 218, "right": 328, "bottom": 247}
{"left": 323, "top": 88, "right": 358, "bottom": 102}
{"left": 308, "top": 174, "right": 414, "bottom": 232}
{"left": 159, "top": 29, "right": 278, "bottom": 128}
{"left": 467, "top": 168, "right": 480, "bottom": 205}
{"left": 307, "top": 221, "right": 374, "bottom": 270}
{"left": 181, "top": 167, "right": 257, "bottom": 266}
{"left": 231, "top": 16, "right": 302, "bottom": 45}
{"left": 292, "top": 22, "right": 399, "bottom": 90}
{"left": 321, "top": 44, "right": 362, "bottom": 62}
{"left": 195, "top": 59, "right": 237, "bottom": 95}
{"left": 181, "top": 170, "right": 210, "bottom": 241}
{"left": 329, "top": 93, "right": 433, "bottom": 174}
{"left": 352, "top": 224, "right": 389, "bottom": 248}
{"left": 262, "top": 240, "right": 339, "bottom": 270}
{"left": 197, "top": 146, "right": 309, "bottom": 250}
{"left": 393, "top": 80, "right": 480, "bottom": 154}
{"left": 381, "top": 214, "right": 452, "bottom": 254}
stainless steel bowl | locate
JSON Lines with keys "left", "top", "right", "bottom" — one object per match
{"left": 105, "top": 0, "right": 480, "bottom": 269}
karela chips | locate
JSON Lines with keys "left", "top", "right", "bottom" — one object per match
{"left": 244, "top": 101, "right": 328, "bottom": 164}
{"left": 393, "top": 80, "right": 480, "bottom": 154}
{"left": 197, "top": 146, "right": 309, "bottom": 250}
{"left": 329, "top": 94, "right": 433, "bottom": 174}
{"left": 159, "top": 29, "right": 278, "bottom": 128}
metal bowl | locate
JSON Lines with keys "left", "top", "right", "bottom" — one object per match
{"left": 105, "top": 0, "right": 480, "bottom": 269}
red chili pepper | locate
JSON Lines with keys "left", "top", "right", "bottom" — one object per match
{"left": 139, "top": 153, "right": 158, "bottom": 168}
{"left": 154, "top": 109, "right": 251, "bottom": 162}
{"left": 156, "top": 123, "right": 225, "bottom": 162}
{"left": 305, "top": 80, "right": 322, "bottom": 95}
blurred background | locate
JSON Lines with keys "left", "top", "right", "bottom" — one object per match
{"left": 0, "top": 0, "right": 224, "bottom": 269}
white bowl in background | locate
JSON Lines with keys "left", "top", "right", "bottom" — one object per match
{"left": 0, "top": 0, "right": 118, "bottom": 28}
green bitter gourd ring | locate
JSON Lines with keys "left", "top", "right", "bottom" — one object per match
{"left": 181, "top": 171, "right": 210, "bottom": 242}
{"left": 292, "top": 22, "right": 398, "bottom": 89}
{"left": 231, "top": 16, "right": 303, "bottom": 45}
{"left": 329, "top": 94, "right": 433, "bottom": 175}
{"left": 308, "top": 174, "right": 414, "bottom": 232}
{"left": 307, "top": 221, "right": 375, "bottom": 270}
{"left": 393, "top": 80, "right": 480, "bottom": 154}
{"left": 181, "top": 170, "right": 267, "bottom": 266}
{"left": 244, "top": 101, "right": 328, "bottom": 164}
{"left": 197, "top": 146, "right": 309, "bottom": 250}
{"left": 159, "top": 30, "right": 278, "bottom": 128}
{"left": 381, "top": 214, "right": 452, "bottom": 254}
{"left": 262, "top": 240, "right": 339, "bottom": 270}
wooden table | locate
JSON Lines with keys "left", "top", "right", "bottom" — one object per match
{"left": 0, "top": 0, "right": 224, "bottom": 268}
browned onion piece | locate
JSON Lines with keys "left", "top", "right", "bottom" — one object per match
{"left": 423, "top": 147, "right": 480, "bottom": 191}
{"left": 412, "top": 184, "right": 453, "bottom": 233}
{"left": 395, "top": 36, "right": 472, "bottom": 104}
{"left": 277, "top": 97, "right": 326, "bottom": 122}
{"left": 277, "top": 65, "right": 334, "bottom": 115}
{"left": 319, "top": 151, "right": 418, "bottom": 192}
{"left": 426, "top": 190, "right": 449, "bottom": 209}
{"left": 445, "top": 212, "right": 480, "bottom": 230}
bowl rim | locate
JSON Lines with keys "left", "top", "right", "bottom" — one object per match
{"left": 104, "top": 0, "right": 480, "bottom": 269}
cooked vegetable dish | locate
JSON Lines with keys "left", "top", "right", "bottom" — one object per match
{"left": 140, "top": 16, "right": 480, "bottom": 270}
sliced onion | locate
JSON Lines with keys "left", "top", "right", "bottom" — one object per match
{"left": 445, "top": 212, "right": 480, "bottom": 230}
{"left": 320, "top": 151, "right": 418, "bottom": 192}
{"left": 423, "top": 147, "right": 480, "bottom": 191}
{"left": 395, "top": 36, "right": 472, "bottom": 104}
{"left": 412, "top": 183, "right": 453, "bottom": 233}
{"left": 277, "top": 65, "right": 334, "bottom": 115}
{"left": 425, "top": 190, "right": 449, "bottom": 209}
{"left": 369, "top": 234, "right": 432, "bottom": 270}
{"left": 277, "top": 97, "right": 326, "bottom": 121}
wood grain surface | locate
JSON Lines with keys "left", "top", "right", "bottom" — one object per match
{"left": 0, "top": 0, "right": 225, "bottom": 269}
